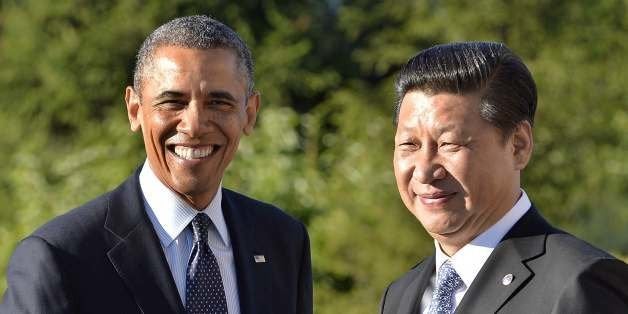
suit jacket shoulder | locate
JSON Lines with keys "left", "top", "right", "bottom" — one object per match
{"left": 1, "top": 172, "right": 182, "bottom": 314}
{"left": 28, "top": 189, "right": 113, "bottom": 256}
{"left": 458, "top": 207, "right": 628, "bottom": 314}
{"left": 509, "top": 229, "right": 628, "bottom": 313}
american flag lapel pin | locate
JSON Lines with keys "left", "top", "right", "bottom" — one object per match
{"left": 254, "top": 255, "right": 266, "bottom": 263}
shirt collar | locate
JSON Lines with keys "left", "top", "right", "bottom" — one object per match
{"left": 434, "top": 189, "right": 531, "bottom": 288}
{"left": 138, "top": 161, "right": 231, "bottom": 248}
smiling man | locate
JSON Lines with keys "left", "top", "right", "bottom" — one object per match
{"left": 1, "top": 16, "right": 312, "bottom": 314}
{"left": 380, "top": 42, "right": 628, "bottom": 314}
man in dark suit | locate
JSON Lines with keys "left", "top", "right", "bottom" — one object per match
{"left": 1, "top": 15, "right": 312, "bottom": 314}
{"left": 380, "top": 42, "right": 628, "bottom": 313}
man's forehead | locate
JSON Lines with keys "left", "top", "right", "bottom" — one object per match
{"left": 396, "top": 91, "right": 482, "bottom": 133}
{"left": 396, "top": 117, "right": 465, "bottom": 136}
{"left": 140, "top": 47, "right": 243, "bottom": 82}
{"left": 151, "top": 54, "right": 181, "bottom": 73}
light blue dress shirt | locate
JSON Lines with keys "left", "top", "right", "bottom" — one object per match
{"left": 139, "top": 162, "right": 241, "bottom": 314}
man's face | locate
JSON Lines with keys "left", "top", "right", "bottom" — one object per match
{"left": 393, "top": 90, "right": 530, "bottom": 254}
{"left": 126, "top": 46, "right": 259, "bottom": 209}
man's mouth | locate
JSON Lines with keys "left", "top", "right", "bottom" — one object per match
{"left": 417, "top": 191, "right": 457, "bottom": 205}
{"left": 171, "top": 145, "right": 217, "bottom": 160}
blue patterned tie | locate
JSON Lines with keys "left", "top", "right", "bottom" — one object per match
{"left": 186, "top": 214, "right": 228, "bottom": 314}
{"left": 428, "top": 260, "right": 463, "bottom": 314}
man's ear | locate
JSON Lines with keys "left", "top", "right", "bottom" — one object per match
{"left": 243, "top": 92, "right": 261, "bottom": 135}
{"left": 511, "top": 121, "right": 533, "bottom": 170}
{"left": 125, "top": 86, "right": 142, "bottom": 132}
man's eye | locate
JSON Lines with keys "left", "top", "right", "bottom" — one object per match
{"left": 398, "top": 142, "right": 419, "bottom": 150}
{"left": 440, "top": 142, "right": 463, "bottom": 151}
{"left": 209, "top": 99, "right": 233, "bottom": 108}
{"left": 156, "top": 100, "right": 185, "bottom": 109}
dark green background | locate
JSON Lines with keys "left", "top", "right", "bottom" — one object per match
{"left": 1, "top": 1, "right": 627, "bottom": 312}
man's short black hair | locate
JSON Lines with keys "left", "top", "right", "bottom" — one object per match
{"left": 133, "top": 15, "right": 254, "bottom": 95}
{"left": 394, "top": 42, "right": 537, "bottom": 137}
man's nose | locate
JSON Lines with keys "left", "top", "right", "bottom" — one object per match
{"left": 178, "top": 102, "right": 210, "bottom": 137}
{"left": 412, "top": 151, "right": 446, "bottom": 184}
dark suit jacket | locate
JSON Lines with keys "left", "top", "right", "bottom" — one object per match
{"left": 1, "top": 171, "right": 312, "bottom": 314}
{"left": 380, "top": 207, "right": 628, "bottom": 314}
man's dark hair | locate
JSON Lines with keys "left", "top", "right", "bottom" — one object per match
{"left": 133, "top": 15, "right": 254, "bottom": 95}
{"left": 394, "top": 42, "right": 537, "bottom": 137}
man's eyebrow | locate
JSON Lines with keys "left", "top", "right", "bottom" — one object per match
{"left": 152, "top": 90, "right": 239, "bottom": 102}
{"left": 155, "top": 90, "right": 186, "bottom": 99}
{"left": 396, "top": 120, "right": 449, "bottom": 132}
{"left": 396, "top": 123, "right": 459, "bottom": 136}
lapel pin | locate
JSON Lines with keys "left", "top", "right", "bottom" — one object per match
{"left": 254, "top": 255, "right": 266, "bottom": 263}
{"left": 502, "top": 273, "right": 514, "bottom": 286}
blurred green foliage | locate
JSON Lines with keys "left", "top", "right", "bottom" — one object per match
{"left": 1, "top": 0, "right": 627, "bottom": 312}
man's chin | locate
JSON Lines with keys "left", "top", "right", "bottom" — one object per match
{"left": 167, "top": 175, "right": 216, "bottom": 198}
{"left": 174, "top": 189, "right": 216, "bottom": 209}
{"left": 418, "top": 213, "right": 465, "bottom": 236}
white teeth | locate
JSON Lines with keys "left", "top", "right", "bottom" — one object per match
{"left": 173, "top": 146, "right": 214, "bottom": 160}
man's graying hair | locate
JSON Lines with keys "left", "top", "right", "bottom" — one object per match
{"left": 394, "top": 42, "right": 537, "bottom": 138}
{"left": 133, "top": 15, "right": 255, "bottom": 95}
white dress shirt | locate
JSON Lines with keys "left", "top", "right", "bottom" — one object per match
{"left": 420, "top": 189, "right": 532, "bottom": 313}
{"left": 139, "top": 162, "right": 241, "bottom": 314}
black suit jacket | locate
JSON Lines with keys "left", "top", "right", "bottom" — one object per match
{"left": 1, "top": 171, "right": 312, "bottom": 314}
{"left": 380, "top": 207, "right": 628, "bottom": 314}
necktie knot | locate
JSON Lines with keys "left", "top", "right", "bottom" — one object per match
{"left": 428, "top": 260, "right": 463, "bottom": 314}
{"left": 191, "top": 213, "right": 210, "bottom": 244}
{"left": 436, "top": 260, "right": 463, "bottom": 292}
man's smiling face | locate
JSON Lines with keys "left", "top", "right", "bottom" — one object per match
{"left": 393, "top": 90, "right": 529, "bottom": 254}
{"left": 126, "top": 46, "right": 259, "bottom": 209}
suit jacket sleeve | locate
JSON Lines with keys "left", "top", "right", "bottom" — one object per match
{"left": 552, "top": 258, "right": 628, "bottom": 313}
{"left": 1, "top": 236, "right": 75, "bottom": 314}
{"left": 297, "top": 223, "right": 313, "bottom": 314}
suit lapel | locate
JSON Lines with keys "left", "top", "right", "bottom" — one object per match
{"left": 456, "top": 207, "right": 554, "bottom": 314}
{"left": 222, "top": 189, "right": 272, "bottom": 314}
{"left": 104, "top": 172, "right": 184, "bottom": 314}
{"left": 398, "top": 256, "right": 435, "bottom": 314}
{"left": 455, "top": 242, "right": 534, "bottom": 313}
